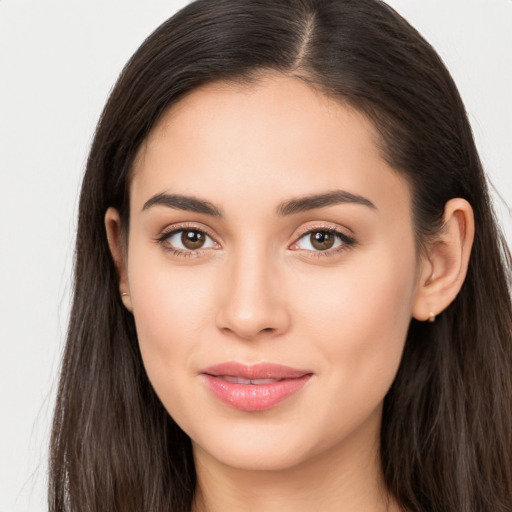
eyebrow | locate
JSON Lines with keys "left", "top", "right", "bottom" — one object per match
{"left": 277, "top": 190, "right": 376, "bottom": 216}
{"left": 141, "top": 189, "right": 376, "bottom": 217}
{"left": 142, "top": 193, "right": 223, "bottom": 216}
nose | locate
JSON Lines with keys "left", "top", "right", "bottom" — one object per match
{"left": 215, "top": 247, "right": 290, "bottom": 340}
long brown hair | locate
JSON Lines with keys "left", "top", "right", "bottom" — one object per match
{"left": 49, "top": 1, "right": 512, "bottom": 511}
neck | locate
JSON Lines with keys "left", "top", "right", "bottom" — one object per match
{"left": 191, "top": 408, "right": 399, "bottom": 512}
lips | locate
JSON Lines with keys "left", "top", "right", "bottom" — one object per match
{"left": 201, "top": 362, "right": 313, "bottom": 411}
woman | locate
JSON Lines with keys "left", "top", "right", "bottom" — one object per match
{"left": 49, "top": 0, "right": 512, "bottom": 511}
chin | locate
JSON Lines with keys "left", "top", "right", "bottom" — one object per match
{"left": 188, "top": 413, "right": 335, "bottom": 473}
{"left": 194, "top": 436, "right": 312, "bottom": 472}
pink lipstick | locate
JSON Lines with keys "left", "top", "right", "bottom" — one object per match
{"left": 201, "top": 362, "right": 312, "bottom": 411}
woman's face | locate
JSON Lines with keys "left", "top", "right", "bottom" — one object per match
{"left": 123, "top": 75, "right": 423, "bottom": 471}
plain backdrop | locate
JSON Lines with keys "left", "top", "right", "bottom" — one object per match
{"left": 0, "top": 1, "right": 511, "bottom": 511}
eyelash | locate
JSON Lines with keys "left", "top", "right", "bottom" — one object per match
{"left": 155, "top": 224, "right": 356, "bottom": 259}
{"left": 291, "top": 227, "right": 356, "bottom": 259}
{"left": 155, "top": 223, "right": 218, "bottom": 258}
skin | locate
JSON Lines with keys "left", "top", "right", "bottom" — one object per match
{"left": 106, "top": 74, "right": 474, "bottom": 512}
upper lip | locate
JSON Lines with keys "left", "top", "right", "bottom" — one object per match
{"left": 201, "top": 362, "right": 312, "bottom": 380}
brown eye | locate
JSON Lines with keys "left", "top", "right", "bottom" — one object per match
{"left": 310, "top": 231, "right": 335, "bottom": 251}
{"left": 162, "top": 228, "right": 218, "bottom": 252}
{"left": 291, "top": 228, "right": 355, "bottom": 254}
{"left": 181, "top": 230, "right": 206, "bottom": 249}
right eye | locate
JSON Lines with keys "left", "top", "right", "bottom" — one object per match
{"left": 159, "top": 228, "right": 219, "bottom": 253}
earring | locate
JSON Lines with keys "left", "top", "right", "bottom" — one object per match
{"left": 428, "top": 311, "right": 436, "bottom": 323}
{"left": 121, "top": 292, "right": 128, "bottom": 297}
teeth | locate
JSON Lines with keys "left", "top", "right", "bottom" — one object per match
{"left": 223, "top": 376, "right": 251, "bottom": 384}
{"left": 250, "top": 379, "right": 277, "bottom": 385}
{"left": 220, "top": 376, "right": 278, "bottom": 385}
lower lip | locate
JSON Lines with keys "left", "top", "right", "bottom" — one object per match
{"left": 202, "top": 374, "right": 312, "bottom": 411}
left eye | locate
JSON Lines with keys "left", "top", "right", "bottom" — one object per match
{"left": 165, "top": 229, "right": 217, "bottom": 251}
{"left": 293, "top": 230, "right": 347, "bottom": 251}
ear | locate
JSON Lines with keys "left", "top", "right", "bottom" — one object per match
{"left": 412, "top": 198, "right": 474, "bottom": 322}
{"left": 105, "top": 207, "right": 133, "bottom": 312}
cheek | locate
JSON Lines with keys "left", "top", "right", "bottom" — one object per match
{"left": 294, "top": 243, "right": 417, "bottom": 405}
{"left": 126, "top": 244, "right": 217, "bottom": 392}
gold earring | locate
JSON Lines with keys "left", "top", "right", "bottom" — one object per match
{"left": 428, "top": 311, "right": 436, "bottom": 323}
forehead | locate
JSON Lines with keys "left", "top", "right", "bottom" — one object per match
{"left": 130, "top": 74, "right": 410, "bottom": 218}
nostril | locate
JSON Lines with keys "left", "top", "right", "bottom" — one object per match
{"left": 215, "top": 282, "right": 291, "bottom": 339}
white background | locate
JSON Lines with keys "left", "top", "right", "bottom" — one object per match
{"left": 0, "top": 1, "right": 510, "bottom": 511}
